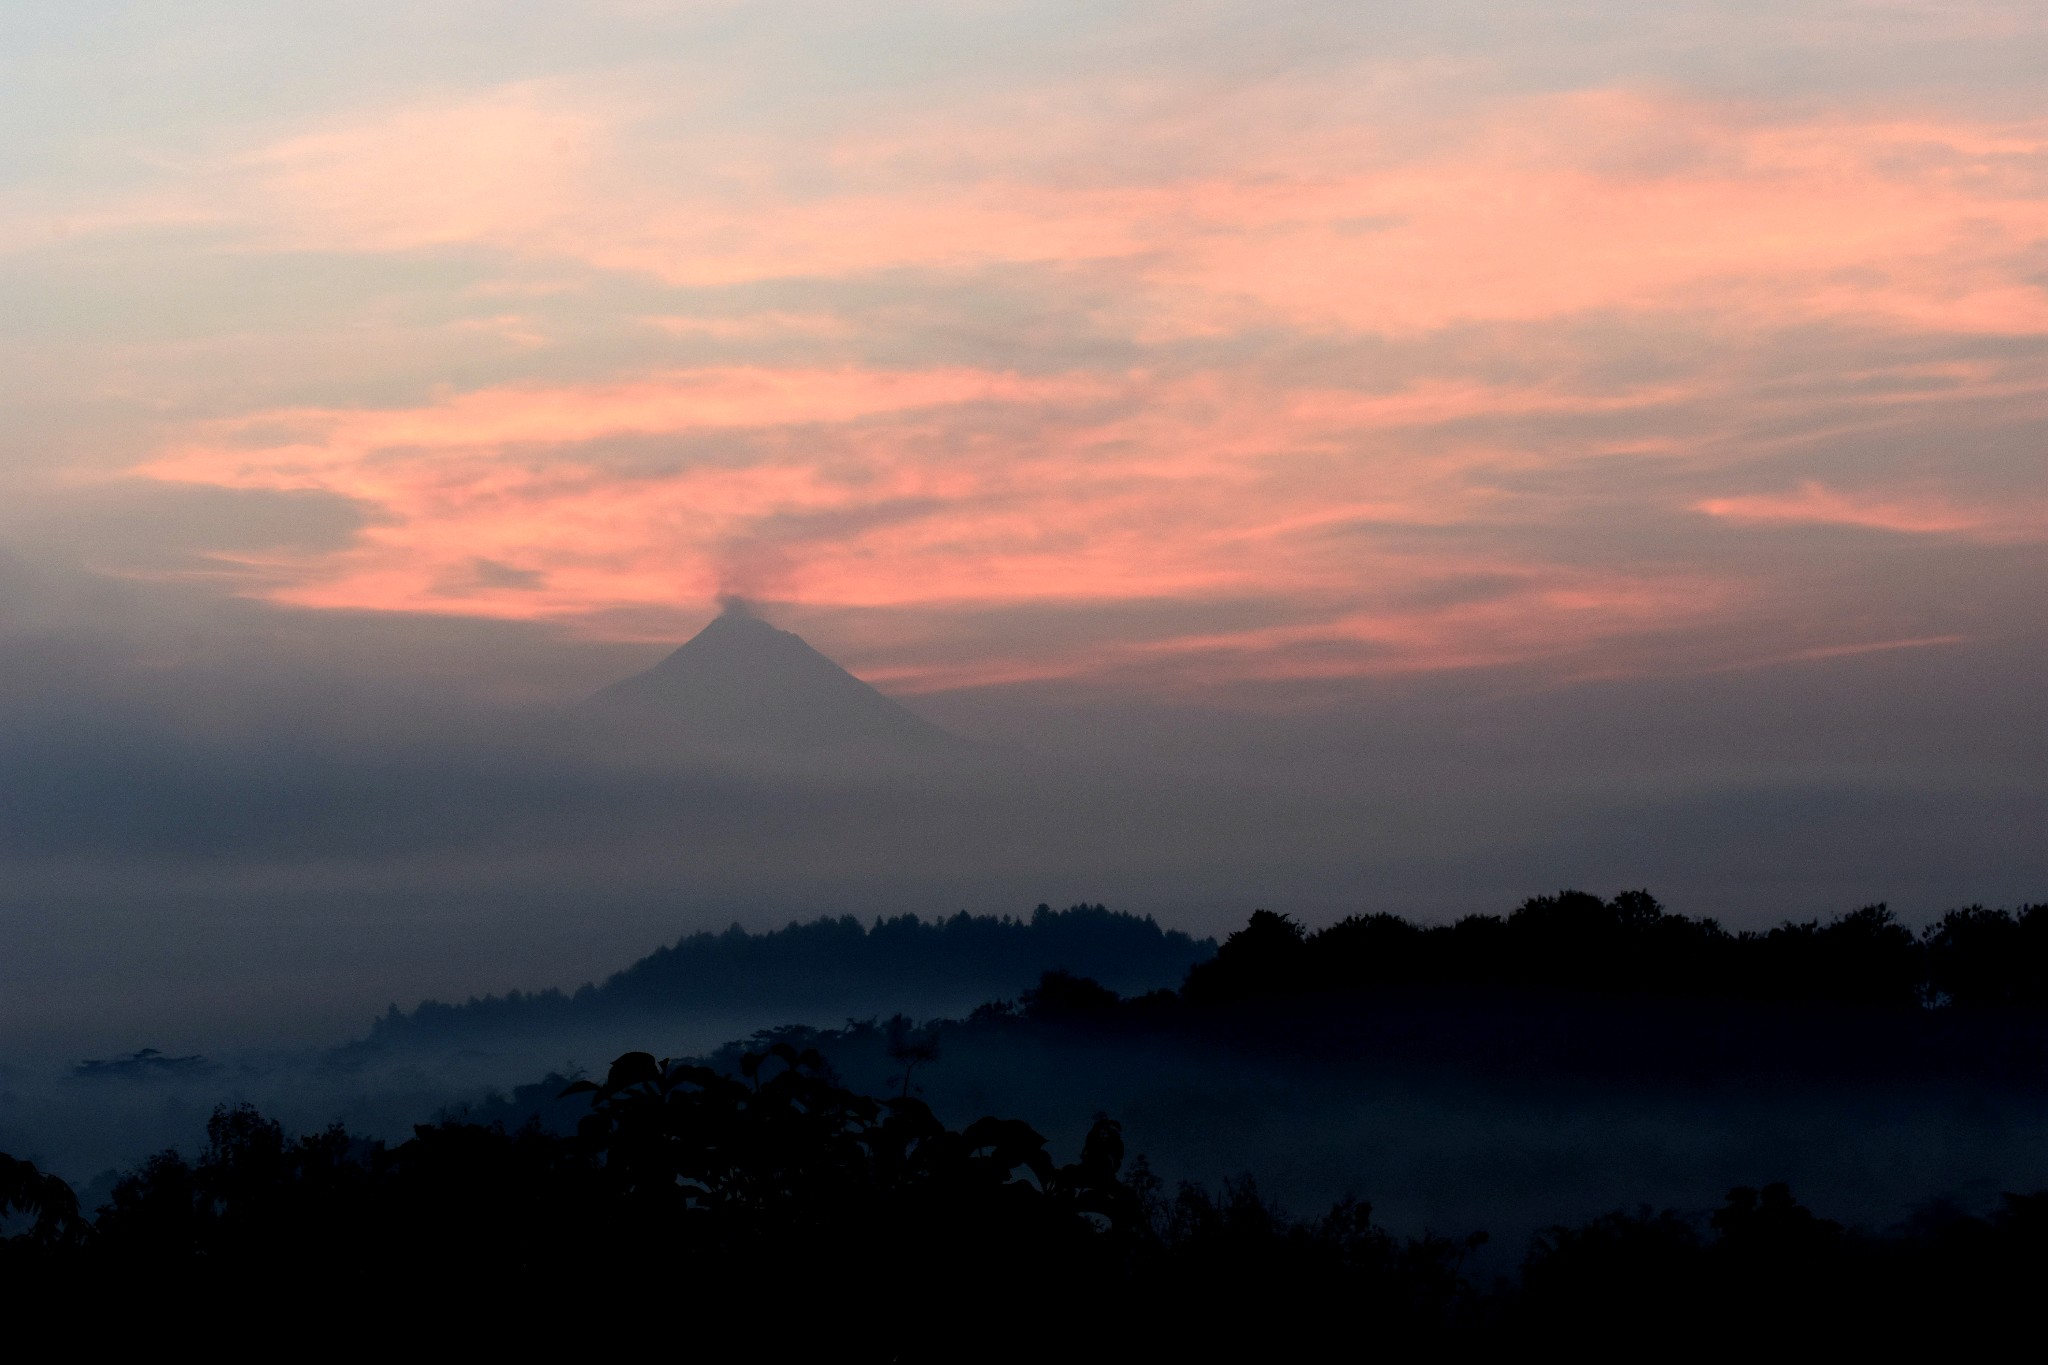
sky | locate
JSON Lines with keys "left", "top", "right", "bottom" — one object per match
{"left": 0, "top": 2, "right": 2042, "bottom": 1049}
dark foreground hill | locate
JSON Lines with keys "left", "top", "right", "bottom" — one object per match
{"left": 7, "top": 1039, "right": 2046, "bottom": 1354}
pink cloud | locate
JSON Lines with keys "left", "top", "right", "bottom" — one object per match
{"left": 242, "top": 90, "right": 611, "bottom": 253}
{"left": 186, "top": 85, "right": 2047, "bottom": 341}
{"left": 52, "top": 81, "right": 2036, "bottom": 344}
{"left": 1695, "top": 482, "right": 2048, "bottom": 540}
{"left": 126, "top": 356, "right": 1755, "bottom": 688}
{"left": 40, "top": 68, "right": 2043, "bottom": 694}
{"left": 143, "top": 366, "right": 1100, "bottom": 483}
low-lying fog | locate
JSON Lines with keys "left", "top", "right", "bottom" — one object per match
{"left": 0, "top": 550, "right": 2039, "bottom": 1220}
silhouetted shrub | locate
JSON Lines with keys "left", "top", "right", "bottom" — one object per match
{"left": 1020, "top": 969, "right": 1122, "bottom": 1019}
{"left": 1926, "top": 904, "right": 2048, "bottom": 1008}
{"left": 1181, "top": 909, "right": 1308, "bottom": 1004}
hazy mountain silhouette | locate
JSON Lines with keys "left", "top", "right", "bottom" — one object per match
{"left": 360, "top": 905, "right": 1215, "bottom": 1051}
{"left": 580, "top": 600, "right": 959, "bottom": 754}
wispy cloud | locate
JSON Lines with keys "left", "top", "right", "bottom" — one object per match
{"left": 1695, "top": 481, "right": 2048, "bottom": 541}
{"left": 129, "top": 83, "right": 2022, "bottom": 341}
{"left": 127, "top": 357, "right": 1751, "bottom": 686}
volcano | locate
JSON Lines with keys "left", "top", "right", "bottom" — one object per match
{"left": 582, "top": 603, "right": 959, "bottom": 754}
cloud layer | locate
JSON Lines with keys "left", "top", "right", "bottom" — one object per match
{"left": 1, "top": 24, "right": 2029, "bottom": 689}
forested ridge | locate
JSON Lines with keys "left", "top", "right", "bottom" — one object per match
{"left": 369, "top": 891, "right": 2048, "bottom": 1051}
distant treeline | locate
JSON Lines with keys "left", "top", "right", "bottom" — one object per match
{"left": 1178, "top": 892, "right": 2048, "bottom": 1011}
{"left": 367, "top": 904, "right": 1214, "bottom": 1043}
{"left": 5, "top": 1045, "right": 2042, "bottom": 1350}
{"left": 367, "top": 892, "right": 2048, "bottom": 1049}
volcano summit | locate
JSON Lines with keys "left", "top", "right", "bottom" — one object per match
{"left": 582, "top": 603, "right": 959, "bottom": 755}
